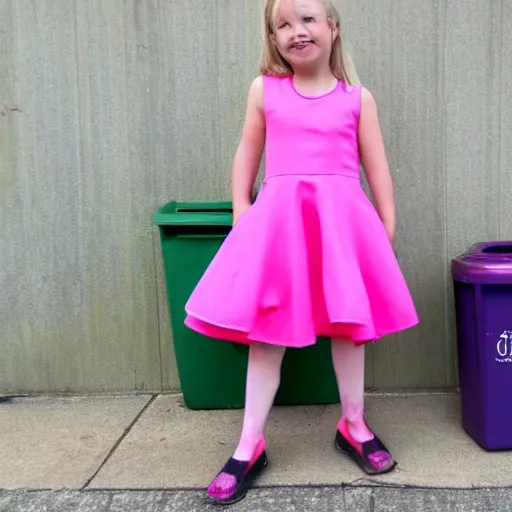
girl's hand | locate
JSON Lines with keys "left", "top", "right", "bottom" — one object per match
{"left": 385, "top": 222, "right": 395, "bottom": 246}
{"left": 232, "top": 202, "right": 252, "bottom": 226}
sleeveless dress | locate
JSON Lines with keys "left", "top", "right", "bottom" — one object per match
{"left": 184, "top": 75, "right": 419, "bottom": 347}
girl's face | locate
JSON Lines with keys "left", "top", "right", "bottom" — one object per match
{"left": 271, "top": 0, "right": 336, "bottom": 73}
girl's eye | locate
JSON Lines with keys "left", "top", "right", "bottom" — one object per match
{"left": 278, "top": 22, "right": 289, "bottom": 29}
{"left": 303, "top": 16, "right": 314, "bottom": 23}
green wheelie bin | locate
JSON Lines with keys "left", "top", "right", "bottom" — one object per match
{"left": 154, "top": 201, "right": 338, "bottom": 409}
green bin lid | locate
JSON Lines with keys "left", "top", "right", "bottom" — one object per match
{"left": 153, "top": 201, "right": 233, "bottom": 226}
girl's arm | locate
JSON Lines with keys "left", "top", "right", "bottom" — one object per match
{"left": 232, "top": 76, "right": 266, "bottom": 225}
{"left": 358, "top": 87, "right": 396, "bottom": 244}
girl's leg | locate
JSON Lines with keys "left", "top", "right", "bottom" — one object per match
{"left": 208, "top": 342, "right": 286, "bottom": 500}
{"left": 234, "top": 342, "right": 286, "bottom": 459}
{"left": 331, "top": 338, "right": 394, "bottom": 473}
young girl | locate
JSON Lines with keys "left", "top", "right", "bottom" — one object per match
{"left": 185, "top": 0, "right": 418, "bottom": 505}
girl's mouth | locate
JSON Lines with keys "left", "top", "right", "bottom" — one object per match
{"left": 291, "top": 41, "right": 314, "bottom": 50}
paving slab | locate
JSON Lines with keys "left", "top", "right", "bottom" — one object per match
{"left": 90, "top": 393, "right": 512, "bottom": 490}
{"left": 0, "top": 395, "right": 151, "bottom": 490}
{"left": 2, "top": 488, "right": 512, "bottom": 512}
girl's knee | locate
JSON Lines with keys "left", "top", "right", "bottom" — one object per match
{"left": 249, "top": 342, "right": 286, "bottom": 362}
{"left": 332, "top": 338, "right": 355, "bottom": 346}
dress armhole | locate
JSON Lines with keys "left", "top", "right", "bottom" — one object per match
{"left": 355, "top": 85, "right": 363, "bottom": 126}
{"left": 261, "top": 75, "right": 271, "bottom": 119}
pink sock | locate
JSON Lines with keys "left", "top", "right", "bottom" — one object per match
{"left": 331, "top": 338, "right": 372, "bottom": 439}
{"left": 208, "top": 343, "right": 285, "bottom": 500}
{"left": 331, "top": 339, "right": 393, "bottom": 471}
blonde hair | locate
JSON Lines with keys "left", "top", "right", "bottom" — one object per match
{"left": 260, "top": 0, "right": 360, "bottom": 86}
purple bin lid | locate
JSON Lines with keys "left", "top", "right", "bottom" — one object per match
{"left": 451, "top": 241, "right": 512, "bottom": 284}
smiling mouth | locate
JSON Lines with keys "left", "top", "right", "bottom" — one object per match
{"left": 291, "top": 41, "right": 314, "bottom": 50}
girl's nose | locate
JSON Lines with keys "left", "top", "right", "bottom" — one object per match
{"left": 291, "top": 23, "right": 308, "bottom": 40}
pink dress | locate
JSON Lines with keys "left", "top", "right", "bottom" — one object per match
{"left": 185, "top": 75, "right": 419, "bottom": 347}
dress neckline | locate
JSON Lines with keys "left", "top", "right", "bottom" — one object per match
{"left": 289, "top": 76, "right": 340, "bottom": 99}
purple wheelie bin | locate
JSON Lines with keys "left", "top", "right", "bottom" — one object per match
{"left": 452, "top": 241, "right": 512, "bottom": 450}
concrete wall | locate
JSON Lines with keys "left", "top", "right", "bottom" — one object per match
{"left": 1, "top": 0, "right": 511, "bottom": 394}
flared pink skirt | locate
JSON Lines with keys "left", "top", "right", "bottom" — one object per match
{"left": 185, "top": 175, "right": 418, "bottom": 347}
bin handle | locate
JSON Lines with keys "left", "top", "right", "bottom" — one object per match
{"left": 176, "top": 234, "right": 227, "bottom": 239}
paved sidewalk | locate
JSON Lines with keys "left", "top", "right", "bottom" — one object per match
{"left": 1, "top": 393, "right": 511, "bottom": 510}
{"left": 2, "top": 487, "right": 512, "bottom": 512}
